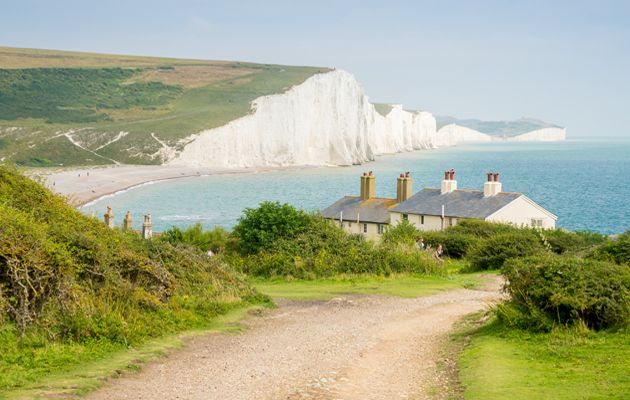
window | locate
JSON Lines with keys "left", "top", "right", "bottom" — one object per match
{"left": 448, "top": 217, "right": 454, "bottom": 227}
{"left": 420, "top": 215, "right": 425, "bottom": 225}
{"left": 531, "top": 218, "right": 543, "bottom": 228}
{"left": 377, "top": 224, "right": 384, "bottom": 235}
{"left": 402, "top": 213, "right": 408, "bottom": 221}
{"left": 348, "top": 222, "right": 352, "bottom": 228}
{"left": 363, "top": 223, "right": 368, "bottom": 233}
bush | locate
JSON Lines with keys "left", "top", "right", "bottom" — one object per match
{"left": 233, "top": 217, "right": 438, "bottom": 278}
{"left": 160, "top": 224, "right": 233, "bottom": 253}
{"left": 232, "top": 201, "right": 313, "bottom": 254}
{"left": 381, "top": 219, "right": 419, "bottom": 246}
{"left": 0, "top": 165, "right": 260, "bottom": 341}
{"left": 447, "top": 219, "right": 517, "bottom": 238}
{"left": 544, "top": 229, "right": 607, "bottom": 255}
{"left": 590, "top": 231, "right": 630, "bottom": 265}
{"left": 500, "top": 255, "right": 630, "bottom": 330}
{"left": 468, "top": 231, "right": 545, "bottom": 271}
{"left": 421, "top": 231, "right": 480, "bottom": 259}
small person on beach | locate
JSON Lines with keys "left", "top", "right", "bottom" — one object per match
{"left": 434, "top": 244, "right": 444, "bottom": 262}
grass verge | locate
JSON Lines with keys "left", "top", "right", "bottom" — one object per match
{"left": 251, "top": 272, "right": 483, "bottom": 301}
{"left": 453, "top": 317, "right": 630, "bottom": 400}
{"left": 0, "top": 304, "right": 268, "bottom": 399}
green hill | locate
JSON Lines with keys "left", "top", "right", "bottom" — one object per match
{"left": 0, "top": 47, "right": 329, "bottom": 166}
{"left": 435, "top": 116, "right": 561, "bottom": 136}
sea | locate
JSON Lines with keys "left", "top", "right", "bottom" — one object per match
{"left": 80, "top": 139, "right": 630, "bottom": 235}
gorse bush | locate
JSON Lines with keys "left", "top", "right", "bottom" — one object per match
{"left": 500, "top": 255, "right": 630, "bottom": 331}
{"left": 467, "top": 230, "right": 546, "bottom": 271}
{"left": 0, "top": 165, "right": 261, "bottom": 341}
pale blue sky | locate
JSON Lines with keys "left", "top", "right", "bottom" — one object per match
{"left": 2, "top": 0, "right": 629, "bottom": 137}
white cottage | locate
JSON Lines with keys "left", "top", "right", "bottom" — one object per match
{"left": 390, "top": 170, "right": 556, "bottom": 230}
{"left": 322, "top": 170, "right": 557, "bottom": 240}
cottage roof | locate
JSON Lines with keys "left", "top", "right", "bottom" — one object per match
{"left": 320, "top": 196, "right": 397, "bottom": 224}
{"left": 390, "top": 188, "right": 522, "bottom": 219}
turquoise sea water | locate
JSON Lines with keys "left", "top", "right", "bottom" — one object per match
{"left": 81, "top": 139, "right": 630, "bottom": 234}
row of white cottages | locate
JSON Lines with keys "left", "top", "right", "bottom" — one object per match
{"left": 321, "top": 170, "right": 557, "bottom": 240}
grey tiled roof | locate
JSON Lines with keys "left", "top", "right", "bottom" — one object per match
{"left": 391, "top": 188, "right": 521, "bottom": 219}
{"left": 321, "top": 196, "right": 397, "bottom": 224}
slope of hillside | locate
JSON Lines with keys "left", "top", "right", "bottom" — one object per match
{"left": 0, "top": 164, "right": 264, "bottom": 391}
{"left": 435, "top": 116, "right": 561, "bottom": 136}
{"left": 0, "top": 47, "right": 328, "bottom": 166}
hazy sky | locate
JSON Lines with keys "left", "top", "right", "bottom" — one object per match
{"left": 2, "top": 0, "right": 629, "bottom": 137}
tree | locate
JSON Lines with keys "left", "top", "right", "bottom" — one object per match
{"left": 232, "top": 201, "right": 313, "bottom": 254}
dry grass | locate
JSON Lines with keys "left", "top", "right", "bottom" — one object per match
{"left": 0, "top": 46, "right": 231, "bottom": 69}
{"left": 128, "top": 65, "right": 256, "bottom": 88}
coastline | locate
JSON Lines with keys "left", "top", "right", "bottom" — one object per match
{"left": 34, "top": 164, "right": 323, "bottom": 207}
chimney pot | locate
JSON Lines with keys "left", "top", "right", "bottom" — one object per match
{"left": 444, "top": 171, "right": 449, "bottom": 180}
{"left": 449, "top": 169, "right": 455, "bottom": 180}
{"left": 487, "top": 172, "right": 492, "bottom": 182}
{"left": 493, "top": 173, "right": 499, "bottom": 182}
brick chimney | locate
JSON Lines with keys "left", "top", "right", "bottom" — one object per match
{"left": 440, "top": 169, "right": 458, "bottom": 194}
{"left": 142, "top": 214, "right": 153, "bottom": 239}
{"left": 123, "top": 211, "right": 133, "bottom": 230}
{"left": 360, "top": 171, "right": 376, "bottom": 200}
{"left": 483, "top": 172, "right": 502, "bottom": 196}
{"left": 104, "top": 206, "right": 114, "bottom": 228}
{"left": 397, "top": 172, "right": 413, "bottom": 203}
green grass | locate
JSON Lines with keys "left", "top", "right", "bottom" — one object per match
{"left": 0, "top": 47, "right": 329, "bottom": 166}
{"left": 0, "top": 305, "right": 267, "bottom": 399}
{"left": 251, "top": 272, "right": 482, "bottom": 300}
{"left": 374, "top": 103, "right": 394, "bottom": 117}
{"left": 457, "top": 320, "right": 630, "bottom": 399}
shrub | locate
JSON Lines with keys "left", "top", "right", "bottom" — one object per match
{"left": 234, "top": 217, "right": 438, "bottom": 278}
{"left": 0, "top": 165, "right": 260, "bottom": 341}
{"left": 160, "top": 224, "right": 233, "bottom": 253}
{"left": 468, "top": 231, "right": 545, "bottom": 271}
{"left": 544, "top": 229, "right": 607, "bottom": 255}
{"left": 421, "top": 231, "right": 479, "bottom": 259}
{"left": 381, "top": 219, "right": 419, "bottom": 246}
{"left": 447, "top": 219, "right": 517, "bottom": 238}
{"left": 590, "top": 231, "right": 630, "bottom": 265}
{"left": 500, "top": 255, "right": 630, "bottom": 330}
{"left": 232, "top": 201, "right": 313, "bottom": 254}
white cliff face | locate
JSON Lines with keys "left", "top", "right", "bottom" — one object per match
{"left": 507, "top": 127, "right": 567, "bottom": 141}
{"left": 170, "top": 70, "right": 563, "bottom": 168}
{"left": 433, "top": 124, "right": 492, "bottom": 146}
{"left": 170, "top": 70, "right": 469, "bottom": 168}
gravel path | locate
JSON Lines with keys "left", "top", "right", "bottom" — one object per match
{"left": 87, "top": 277, "right": 502, "bottom": 400}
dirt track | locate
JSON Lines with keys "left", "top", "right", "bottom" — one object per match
{"left": 87, "top": 277, "right": 502, "bottom": 400}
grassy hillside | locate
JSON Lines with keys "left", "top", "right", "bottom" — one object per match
{"left": 0, "top": 47, "right": 329, "bottom": 166}
{"left": 0, "top": 165, "right": 266, "bottom": 394}
{"left": 435, "top": 116, "right": 561, "bottom": 136}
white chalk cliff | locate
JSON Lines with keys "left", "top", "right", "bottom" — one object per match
{"left": 170, "top": 70, "right": 564, "bottom": 168}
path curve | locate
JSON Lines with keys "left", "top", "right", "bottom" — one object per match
{"left": 87, "top": 277, "right": 502, "bottom": 400}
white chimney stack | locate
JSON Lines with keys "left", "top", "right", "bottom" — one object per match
{"left": 440, "top": 169, "right": 457, "bottom": 194}
{"left": 483, "top": 172, "right": 502, "bottom": 196}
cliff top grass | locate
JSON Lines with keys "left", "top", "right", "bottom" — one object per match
{"left": 0, "top": 46, "right": 330, "bottom": 167}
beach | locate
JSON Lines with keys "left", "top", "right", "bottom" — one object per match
{"left": 36, "top": 164, "right": 310, "bottom": 206}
